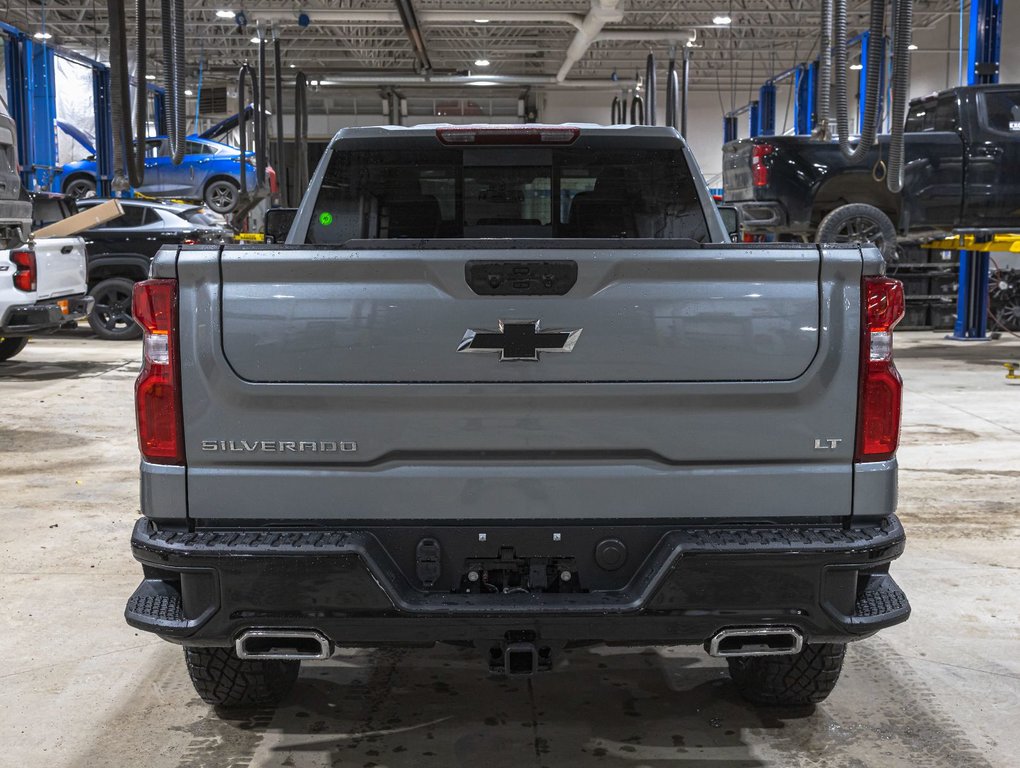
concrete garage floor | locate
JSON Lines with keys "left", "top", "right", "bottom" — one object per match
{"left": 1, "top": 330, "right": 1018, "bottom": 768}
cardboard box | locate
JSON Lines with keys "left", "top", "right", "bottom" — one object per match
{"left": 33, "top": 198, "right": 124, "bottom": 238}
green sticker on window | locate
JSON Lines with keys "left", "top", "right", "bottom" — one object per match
{"left": 318, "top": 211, "right": 334, "bottom": 226}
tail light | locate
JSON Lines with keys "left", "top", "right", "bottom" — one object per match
{"left": 751, "top": 143, "right": 775, "bottom": 188}
{"left": 11, "top": 248, "right": 36, "bottom": 292}
{"left": 133, "top": 279, "right": 184, "bottom": 464}
{"left": 856, "top": 276, "right": 905, "bottom": 462}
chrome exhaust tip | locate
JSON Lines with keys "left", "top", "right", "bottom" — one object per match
{"left": 235, "top": 629, "right": 332, "bottom": 660}
{"left": 707, "top": 627, "right": 804, "bottom": 658}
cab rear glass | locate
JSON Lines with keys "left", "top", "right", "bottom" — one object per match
{"left": 306, "top": 145, "right": 710, "bottom": 243}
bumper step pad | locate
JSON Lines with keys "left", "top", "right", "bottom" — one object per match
{"left": 850, "top": 573, "right": 910, "bottom": 627}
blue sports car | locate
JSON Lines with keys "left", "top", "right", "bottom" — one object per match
{"left": 52, "top": 124, "right": 272, "bottom": 214}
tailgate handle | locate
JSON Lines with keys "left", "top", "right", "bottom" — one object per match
{"left": 466, "top": 260, "right": 577, "bottom": 296}
{"left": 61, "top": 245, "right": 74, "bottom": 253}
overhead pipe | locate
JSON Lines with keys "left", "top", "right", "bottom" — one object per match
{"left": 248, "top": 9, "right": 586, "bottom": 28}
{"left": 237, "top": 63, "right": 264, "bottom": 197}
{"left": 610, "top": 95, "right": 625, "bottom": 124}
{"left": 106, "top": 0, "right": 131, "bottom": 192}
{"left": 393, "top": 0, "right": 432, "bottom": 74}
{"left": 307, "top": 74, "right": 640, "bottom": 88}
{"left": 645, "top": 52, "right": 656, "bottom": 126}
{"left": 556, "top": 0, "right": 626, "bottom": 82}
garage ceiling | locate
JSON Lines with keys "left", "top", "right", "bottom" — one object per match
{"left": 6, "top": 0, "right": 961, "bottom": 91}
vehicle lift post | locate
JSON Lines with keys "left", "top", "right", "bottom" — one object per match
{"left": 948, "top": 0, "right": 1003, "bottom": 340}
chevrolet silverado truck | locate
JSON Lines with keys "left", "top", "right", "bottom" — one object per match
{"left": 125, "top": 124, "right": 910, "bottom": 711}
{"left": 0, "top": 136, "right": 92, "bottom": 362}
{"left": 723, "top": 84, "right": 1020, "bottom": 258}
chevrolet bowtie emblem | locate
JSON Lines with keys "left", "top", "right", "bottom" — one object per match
{"left": 458, "top": 320, "right": 582, "bottom": 361}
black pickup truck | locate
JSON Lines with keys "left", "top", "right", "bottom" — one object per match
{"left": 723, "top": 84, "right": 1020, "bottom": 257}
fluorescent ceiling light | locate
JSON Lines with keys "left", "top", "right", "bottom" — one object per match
{"left": 474, "top": 59, "right": 491, "bottom": 67}
{"left": 474, "top": 19, "right": 490, "bottom": 23}
{"left": 849, "top": 63, "right": 863, "bottom": 70}
{"left": 469, "top": 80, "right": 498, "bottom": 86}
{"left": 34, "top": 31, "right": 53, "bottom": 39}
{"left": 215, "top": 9, "right": 234, "bottom": 18}
{"left": 184, "top": 89, "right": 193, "bottom": 96}
{"left": 712, "top": 15, "right": 732, "bottom": 25}
{"left": 145, "top": 74, "right": 156, "bottom": 80}
{"left": 289, "top": 63, "right": 296, "bottom": 68}
{"left": 907, "top": 43, "right": 918, "bottom": 51}
{"left": 250, "top": 36, "right": 261, "bottom": 43}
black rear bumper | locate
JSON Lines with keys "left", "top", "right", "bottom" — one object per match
{"left": 0, "top": 295, "right": 93, "bottom": 334}
{"left": 126, "top": 516, "right": 910, "bottom": 649}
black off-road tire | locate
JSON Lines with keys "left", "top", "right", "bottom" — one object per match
{"left": 816, "top": 203, "right": 897, "bottom": 262}
{"left": 0, "top": 336, "right": 29, "bottom": 362}
{"left": 183, "top": 646, "right": 300, "bottom": 708}
{"left": 88, "top": 276, "right": 142, "bottom": 340}
{"left": 727, "top": 643, "right": 846, "bottom": 706}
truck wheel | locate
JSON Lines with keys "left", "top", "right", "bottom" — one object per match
{"left": 727, "top": 642, "right": 846, "bottom": 706}
{"left": 816, "top": 204, "right": 897, "bottom": 262}
{"left": 88, "top": 277, "right": 142, "bottom": 340}
{"left": 204, "top": 179, "right": 240, "bottom": 214}
{"left": 0, "top": 336, "right": 28, "bottom": 362}
{"left": 63, "top": 175, "right": 97, "bottom": 199}
{"left": 183, "top": 647, "right": 300, "bottom": 708}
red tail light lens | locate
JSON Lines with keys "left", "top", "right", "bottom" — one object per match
{"left": 856, "top": 277, "right": 905, "bottom": 462}
{"left": 751, "top": 143, "right": 775, "bottom": 187}
{"left": 11, "top": 248, "right": 36, "bottom": 292}
{"left": 133, "top": 279, "right": 184, "bottom": 464}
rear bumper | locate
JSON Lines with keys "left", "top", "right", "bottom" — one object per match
{"left": 127, "top": 515, "right": 910, "bottom": 648}
{"left": 0, "top": 295, "right": 93, "bottom": 335}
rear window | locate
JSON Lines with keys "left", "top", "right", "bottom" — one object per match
{"left": 306, "top": 144, "right": 710, "bottom": 243}
{"left": 88, "top": 204, "right": 149, "bottom": 228}
{"left": 980, "top": 90, "right": 1020, "bottom": 134}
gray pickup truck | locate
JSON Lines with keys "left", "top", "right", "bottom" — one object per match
{"left": 125, "top": 124, "right": 910, "bottom": 711}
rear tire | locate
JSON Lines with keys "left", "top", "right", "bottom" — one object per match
{"left": 63, "top": 175, "right": 97, "bottom": 199}
{"left": 88, "top": 277, "right": 142, "bottom": 340}
{"left": 727, "top": 642, "right": 846, "bottom": 706}
{"left": 184, "top": 646, "right": 300, "bottom": 708}
{"left": 816, "top": 203, "right": 897, "bottom": 262}
{"left": 0, "top": 336, "right": 28, "bottom": 362}
{"left": 204, "top": 178, "right": 240, "bottom": 214}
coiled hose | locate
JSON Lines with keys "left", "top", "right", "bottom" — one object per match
{"left": 813, "top": 0, "right": 833, "bottom": 139}
{"left": 294, "top": 73, "right": 309, "bottom": 194}
{"left": 886, "top": 0, "right": 913, "bottom": 192}
{"left": 645, "top": 53, "right": 656, "bottom": 126}
{"left": 106, "top": 0, "right": 131, "bottom": 191}
{"left": 257, "top": 36, "right": 268, "bottom": 187}
{"left": 834, "top": 0, "right": 885, "bottom": 162}
{"left": 160, "top": 0, "right": 186, "bottom": 164}
{"left": 237, "top": 64, "right": 262, "bottom": 195}
{"left": 630, "top": 94, "right": 644, "bottom": 125}
{"left": 665, "top": 57, "right": 673, "bottom": 129}
{"left": 610, "top": 95, "right": 623, "bottom": 125}
{"left": 273, "top": 36, "right": 286, "bottom": 205}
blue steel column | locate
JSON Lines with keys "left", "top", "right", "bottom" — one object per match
{"left": 723, "top": 114, "right": 738, "bottom": 143}
{"left": 2, "top": 27, "right": 30, "bottom": 178}
{"left": 757, "top": 82, "right": 777, "bottom": 136}
{"left": 24, "top": 39, "right": 58, "bottom": 191}
{"left": 968, "top": 0, "right": 1002, "bottom": 84}
{"left": 795, "top": 63, "right": 815, "bottom": 134}
{"left": 950, "top": 0, "right": 1003, "bottom": 339}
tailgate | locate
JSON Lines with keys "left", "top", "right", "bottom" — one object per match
{"left": 33, "top": 236, "right": 87, "bottom": 300}
{"left": 177, "top": 243, "right": 864, "bottom": 522}
{"left": 722, "top": 140, "right": 756, "bottom": 201}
